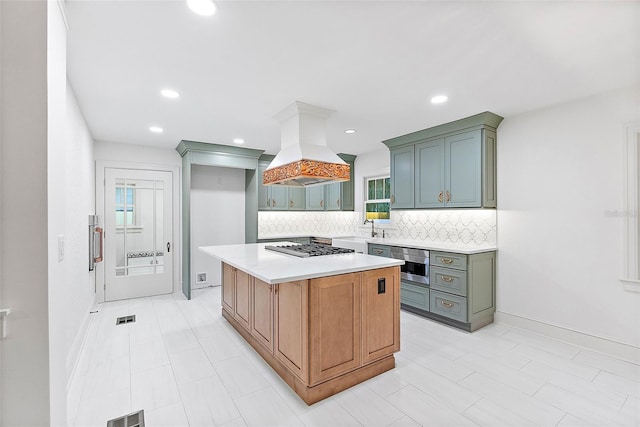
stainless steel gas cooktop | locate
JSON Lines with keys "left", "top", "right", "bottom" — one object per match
{"left": 265, "top": 243, "right": 355, "bottom": 258}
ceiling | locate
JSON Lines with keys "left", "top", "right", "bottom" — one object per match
{"left": 65, "top": 1, "right": 639, "bottom": 157}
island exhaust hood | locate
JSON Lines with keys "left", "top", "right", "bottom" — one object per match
{"left": 263, "top": 101, "right": 350, "bottom": 187}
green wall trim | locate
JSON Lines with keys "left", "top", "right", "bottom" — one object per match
{"left": 175, "top": 140, "right": 265, "bottom": 299}
{"left": 176, "top": 139, "right": 264, "bottom": 160}
{"left": 382, "top": 111, "right": 504, "bottom": 149}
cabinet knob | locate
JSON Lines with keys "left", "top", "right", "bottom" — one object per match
{"left": 446, "top": 191, "right": 451, "bottom": 202}
{"left": 289, "top": 199, "right": 294, "bottom": 208}
{"left": 320, "top": 200, "right": 324, "bottom": 208}
{"left": 438, "top": 191, "right": 443, "bottom": 203}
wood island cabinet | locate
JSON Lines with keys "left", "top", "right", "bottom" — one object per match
{"left": 251, "top": 278, "right": 274, "bottom": 352}
{"left": 221, "top": 262, "right": 400, "bottom": 404}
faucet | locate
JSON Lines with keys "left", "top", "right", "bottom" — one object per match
{"left": 364, "top": 219, "right": 378, "bottom": 238}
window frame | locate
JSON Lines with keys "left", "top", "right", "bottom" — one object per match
{"left": 364, "top": 175, "right": 391, "bottom": 225}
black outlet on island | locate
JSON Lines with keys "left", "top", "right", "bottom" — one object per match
{"left": 377, "top": 278, "right": 386, "bottom": 294}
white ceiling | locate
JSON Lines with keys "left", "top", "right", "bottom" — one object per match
{"left": 65, "top": 1, "right": 639, "bottom": 157}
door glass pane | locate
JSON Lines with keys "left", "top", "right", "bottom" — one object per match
{"left": 123, "top": 179, "right": 155, "bottom": 276}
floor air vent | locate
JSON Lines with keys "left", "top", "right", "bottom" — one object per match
{"left": 106, "top": 409, "right": 144, "bottom": 427}
{"left": 115, "top": 315, "right": 136, "bottom": 325}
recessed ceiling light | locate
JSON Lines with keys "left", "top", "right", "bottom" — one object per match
{"left": 344, "top": 129, "right": 356, "bottom": 134}
{"left": 149, "top": 126, "right": 163, "bottom": 133}
{"left": 233, "top": 138, "right": 244, "bottom": 144}
{"left": 160, "top": 89, "right": 179, "bottom": 99}
{"left": 430, "top": 95, "right": 448, "bottom": 104}
{"left": 187, "top": 0, "right": 216, "bottom": 16}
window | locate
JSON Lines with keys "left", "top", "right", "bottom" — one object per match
{"left": 365, "top": 176, "right": 390, "bottom": 223}
{"left": 115, "top": 186, "right": 135, "bottom": 226}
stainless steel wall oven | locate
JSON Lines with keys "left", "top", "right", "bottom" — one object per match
{"left": 390, "top": 246, "right": 429, "bottom": 285}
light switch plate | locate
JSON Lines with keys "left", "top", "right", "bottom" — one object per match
{"left": 58, "top": 234, "right": 64, "bottom": 263}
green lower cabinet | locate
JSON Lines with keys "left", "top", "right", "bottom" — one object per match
{"left": 400, "top": 281, "right": 430, "bottom": 312}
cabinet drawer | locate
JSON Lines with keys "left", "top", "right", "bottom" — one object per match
{"left": 430, "top": 266, "right": 467, "bottom": 297}
{"left": 400, "top": 281, "right": 429, "bottom": 312}
{"left": 430, "top": 290, "right": 467, "bottom": 322}
{"left": 431, "top": 252, "right": 467, "bottom": 270}
{"left": 369, "top": 244, "right": 391, "bottom": 258}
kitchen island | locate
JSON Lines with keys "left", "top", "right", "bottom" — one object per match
{"left": 199, "top": 243, "right": 404, "bottom": 404}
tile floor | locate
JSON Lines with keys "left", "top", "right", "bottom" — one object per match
{"left": 68, "top": 287, "right": 640, "bottom": 426}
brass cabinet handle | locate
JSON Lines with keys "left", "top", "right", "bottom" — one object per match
{"left": 337, "top": 199, "right": 340, "bottom": 207}
{"left": 446, "top": 191, "right": 451, "bottom": 202}
{"left": 440, "top": 258, "right": 454, "bottom": 265}
{"left": 320, "top": 199, "right": 324, "bottom": 208}
{"left": 438, "top": 191, "right": 443, "bottom": 203}
{"left": 390, "top": 195, "right": 395, "bottom": 204}
{"left": 441, "top": 300, "right": 454, "bottom": 308}
{"left": 441, "top": 275, "right": 454, "bottom": 283}
{"left": 272, "top": 199, "right": 277, "bottom": 207}
{"left": 375, "top": 249, "right": 383, "bottom": 254}
{"left": 289, "top": 199, "right": 294, "bottom": 208}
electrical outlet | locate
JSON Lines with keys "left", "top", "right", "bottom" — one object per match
{"left": 196, "top": 272, "right": 207, "bottom": 283}
{"left": 58, "top": 234, "right": 64, "bottom": 263}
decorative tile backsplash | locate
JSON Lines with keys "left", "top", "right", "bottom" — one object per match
{"left": 258, "top": 212, "right": 359, "bottom": 237}
{"left": 368, "top": 210, "right": 497, "bottom": 247}
{"left": 259, "top": 209, "right": 496, "bottom": 247}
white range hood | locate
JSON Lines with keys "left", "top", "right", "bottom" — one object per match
{"left": 263, "top": 101, "right": 350, "bottom": 187}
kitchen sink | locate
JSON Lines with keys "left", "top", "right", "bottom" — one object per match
{"left": 331, "top": 237, "right": 370, "bottom": 253}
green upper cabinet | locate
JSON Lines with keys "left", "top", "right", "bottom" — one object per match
{"left": 258, "top": 155, "right": 306, "bottom": 211}
{"left": 306, "top": 185, "right": 325, "bottom": 210}
{"left": 259, "top": 153, "right": 356, "bottom": 212}
{"left": 304, "top": 153, "right": 357, "bottom": 212}
{"left": 288, "top": 187, "right": 306, "bottom": 210}
{"left": 384, "top": 112, "right": 502, "bottom": 210}
{"left": 415, "top": 138, "right": 445, "bottom": 208}
{"left": 389, "top": 146, "right": 415, "bottom": 209}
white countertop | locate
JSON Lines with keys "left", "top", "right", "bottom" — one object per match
{"left": 343, "top": 237, "right": 497, "bottom": 255}
{"left": 199, "top": 243, "right": 404, "bottom": 284}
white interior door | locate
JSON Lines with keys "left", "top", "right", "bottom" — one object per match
{"left": 104, "top": 168, "right": 173, "bottom": 301}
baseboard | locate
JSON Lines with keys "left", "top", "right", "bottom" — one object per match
{"left": 66, "top": 306, "right": 95, "bottom": 390}
{"left": 191, "top": 282, "right": 213, "bottom": 290}
{"left": 495, "top": 311, "right": 640, "bottom": 364}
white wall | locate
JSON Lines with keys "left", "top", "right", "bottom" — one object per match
{"left": 191, "top": 165, "right": 245, "bottom": 287}
{"left": 1, "top": 1, "right": 52, "bottom": 424}
{"left": 63, "top": 83, "right": 97, "bottom": 384}
{"left": 497, "top": 87, "right": 640, "bottom": 349}
{"left": 94, "top": 140, "right": 182, "bottom": 167}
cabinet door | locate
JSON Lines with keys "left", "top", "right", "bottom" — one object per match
{"left": 274, "top": 280, "right": 308, "bottom": 382}
{"left": 390, "top": 146, "right": 415, "bottom": 209}
{"left": 309, "top": 272, "right": 361, "bottom": 385}
{"left": 362, "top": 267, "right": 400, "bottom": 364}
{"left": 288, "top": 187, "right": 306, "bottom": 210}
{"left": 257, "top": 163, "right": 271, "bottom": 210}
{"left": 415, "top": 138, "right": 445, "bottom": 208}
{"left": 326, "top": 182, "right": 341, "bottom": 211}
{"left": 234, "top": 269, "right": 251, "bottom": 330}
{"left": 251, "top": 278, "right": 274, "bottom": 352}
{"left": 445, "top": 131, "right": 482, "bottom": 207}
{"left": 222, "top": 263, "right": 235, "bottom": 314}
{"left": 305, "top": 186, "right": 325, "bottom": 210}
{"left": 270, "top": 186, "right": 288, "bottom": 210}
